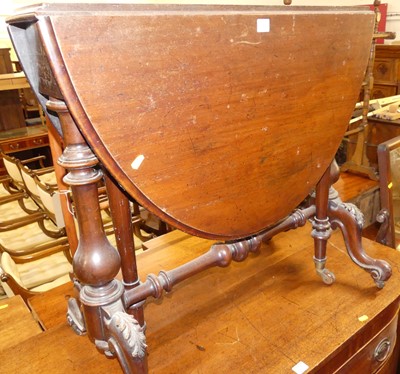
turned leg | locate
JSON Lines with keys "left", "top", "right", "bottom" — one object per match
{"left": 311, "top": 162, "right": 337, "bottom": 285}
{"left": 48, "top": 99, "right": 148, "bottom": 373}
{"left": 104, "top": 174, "right": 146, "bottom": 326}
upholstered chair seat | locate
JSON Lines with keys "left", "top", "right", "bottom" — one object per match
{"left": 0, "top": 251, "right": 72, "bottom": 299}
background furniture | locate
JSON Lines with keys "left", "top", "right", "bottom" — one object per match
{"left": 0, "top": 48, "right": 26, "bottom": 130}
{"left": 346, "top": 116, "right": 400, "bottom": 172}
{"left": 378, "top": 135, "right": 400, "bottom": 249}
{"left": 372, "top": 45, "right": 400, "bottom": 99}
{"left": 0, "top": 124, "right": 51, "bottom": 175}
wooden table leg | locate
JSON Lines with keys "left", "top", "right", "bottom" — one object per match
{"left": 105, "top": 174, "right": 146, "bottom": 326}
{"left": 47, "top": 98, "right": 148, "bottom": 373}
{"left": 311, "top": 162, "right": 336, "bottom": 284}
{"left": 312, "top": 160, "right": 392, "bottom": 287}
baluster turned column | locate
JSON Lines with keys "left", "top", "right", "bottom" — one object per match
{"left": 47, "top": 99, "right": 147, "bottom": 373}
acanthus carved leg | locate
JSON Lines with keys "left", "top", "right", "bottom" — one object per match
{"left": 328, "top": 196, "right": 392, "bottom": 288}
{"left": 84, "top": 280, "right": 147, "bottom": 373}
{"left": 311, "top": 160, "right": 392, "bottom": 288}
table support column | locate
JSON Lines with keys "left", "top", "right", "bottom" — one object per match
{"left": 47, "top": 99, "right": 148, "bottom": 373}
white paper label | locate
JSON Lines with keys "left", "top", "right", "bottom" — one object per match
{"left": 257, "top": 18, "right": 270, "bottom": 33}
{"left": 131, "top": 154, "right": 145, "bottom": 170}
{"left": 292, "top": 361, "right": 309, "bottom": 374}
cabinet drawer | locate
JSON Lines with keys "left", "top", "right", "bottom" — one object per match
{"left": 1, "top": 140, "right": 28, "bottom": 152}
{"left": 371, "top": 84, "right": 398, "bottom": 100}
{"left": 27, "top": 135, "right": 48, "bottom": 148}
{"left": 336, "top": 313, "right": 398, "bottom": 373}
{"left": 373, "top": 58, "right": 397, "bottom": 84}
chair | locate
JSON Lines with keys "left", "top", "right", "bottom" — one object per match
{"left": 2, "top": 152, "right": 55, "bottom": 214}
{"left": 19, "top": 163, "right": 65, "bottom": 237}
{"left": 0, "top": 219, "right": 70, "bottom": 262}
{"left": 20, "top": 87, "right": 46, "bottom": 126}
{"left": 0, "top": 184, "right": 38, "bottom": 222}
{"left": 0, "top": 250, "right": 72, "bottom": 302}
{"left": 0, "top": 174, "right": 20, "bottom": 197}
{"left": 0, "top": 154, "right": 70, "bottom": 263}
{"left": 0, "top": 174, "right": 70, "bottom": 263}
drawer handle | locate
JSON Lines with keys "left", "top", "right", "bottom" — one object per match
{"left": 374, "top": 338, "right": 391, "bottom": 362}
{"left": 9, "top": 143, "right": 20, "bottom": 150}
{"left": 33, "top": 139, "right": 43, "bottom": 145}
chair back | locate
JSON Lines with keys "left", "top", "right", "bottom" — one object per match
{"left": 36, "top": 179, "right": 65, "bottom": 228}
{"left": 19, "top": 164, "right": 43, "bottom": 208}
{"left": 0, "top": 252, "right": 23, "bottom": 297}
{"left": 3, "top": 154, "right": 24, "bottom": 189}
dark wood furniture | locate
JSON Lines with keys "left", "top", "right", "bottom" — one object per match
{"left": 0, "top": 48, "right": 26, "bottom": 130}
{"left": 378, "top": 135, "right": 400, "bottom": 249}
{"left": 0, "top": 48, "right": 13, "bottom": 75}
{"left": 9, "top": 226, "right": 400, "bottom": 373}
{"left": 7, "top": 3, "right": 394, "bottom": 373}
{"left": 333, "top": 172, "right": 380, "bottom": 228}
{"left": 347, "top": 116, "right": 400, "bottom": 171}
{"left": 372, "top": 45, "right": 400, "bottom": 99}
{"left": 0, "top": 124, "right": 50, "bottom": 175}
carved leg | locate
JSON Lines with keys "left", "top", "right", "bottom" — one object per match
{"left": 47, "top": 99, "right": 147, "bottom": 373}
{"left": 311, "top": 163, "right": 337, "bottom": 285}
{"left": 328, "top": 197, "right": 392, "bottom": 288}
{"left": 312, "top": 160, "right": 391, "bottom": 288}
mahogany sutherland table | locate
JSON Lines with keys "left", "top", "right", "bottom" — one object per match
{"left": 5, "top": 225, "right": 400, "bottom": 373}
{"left": 6, "top": 3, "right": 394, "bottom": 372}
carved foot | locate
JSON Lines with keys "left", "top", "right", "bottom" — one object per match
{"left": 375, "top": 208, "right": 391, "bottom": 247}
{"left": 67, "top": 297, "right": 86, "bottom": 335}
{"left": 328, "top": 201, "right": 392, "bottom": 288}
{"left": 81, "top": 280, "right": 148, "bottom": 373}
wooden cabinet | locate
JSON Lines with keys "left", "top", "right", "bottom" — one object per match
{"left": 0, "top": 48, "right": 26, "bottom": 131}
{"left": 372, "top": 45, "right": 400, "bottom": 99}
{"left": 0, "top": 48, "right": 13, "bottom": 74}
{"left": 0, "top": 125, "right": 50, "bottom": 174}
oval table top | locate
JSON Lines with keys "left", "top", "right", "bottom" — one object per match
{"left": 9, "top": 4, "right": 374, "bottom": 239}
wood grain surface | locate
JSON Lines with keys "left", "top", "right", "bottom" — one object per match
{"left": 9, "top": 4, "right": 375, "bottom": 239}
